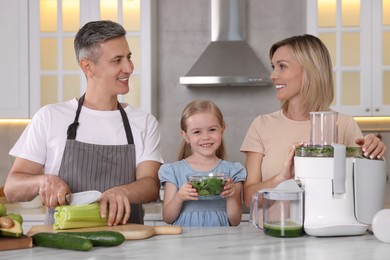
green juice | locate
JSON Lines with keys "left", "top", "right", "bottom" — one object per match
{"left": 264, "top": 220, "right": 303, "bottom": 237}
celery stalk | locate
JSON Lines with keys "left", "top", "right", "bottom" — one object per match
{"left": 53, "top": 203, "right": 108, "bottom": 230}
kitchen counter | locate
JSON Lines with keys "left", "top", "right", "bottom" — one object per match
{"left": 1, "top": 224, "right": 390, "bottom": 259}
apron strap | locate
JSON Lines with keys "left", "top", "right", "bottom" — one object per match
{"left": 66, "top": 93, "right": 134, "bottom": 145}
{"left": 66, "top": 94, "right": 84, "bottom": 140}
{"left": 118, "top": 102, "right": 134, "bottom": 145}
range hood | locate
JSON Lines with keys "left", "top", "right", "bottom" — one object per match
{"left": 180, "top": 0, "right": 271, "bottom": 87}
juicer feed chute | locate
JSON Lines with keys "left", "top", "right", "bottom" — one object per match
{"left": 309, "top": 111, "right": 338, "bottom": 146}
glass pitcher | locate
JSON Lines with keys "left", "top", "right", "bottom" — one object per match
{"left": 250, "top": 179, "right": 304, "bottom": 237}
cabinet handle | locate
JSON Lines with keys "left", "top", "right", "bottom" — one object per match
{"left": 375, "top": 107, "right": 379, "bottom": 112}
{"left": 365, "top": 108, "right": 370, "bottom": 112}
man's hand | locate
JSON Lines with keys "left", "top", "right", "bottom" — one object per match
{"left": 38, "top": 175, "right": 70, "bottom": 208}
{"left": 99, "top": 187, "right": 131, "bottom": 226}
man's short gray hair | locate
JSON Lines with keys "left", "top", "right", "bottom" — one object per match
{"left": 74, "top": 20, "right": 126, "bottom": 64}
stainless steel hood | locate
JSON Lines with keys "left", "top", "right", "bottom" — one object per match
{"left": 180, "top": 0, "right": 271, "bottom": 87}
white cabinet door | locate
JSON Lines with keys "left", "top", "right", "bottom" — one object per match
{"left": 307, "top": 0, "right": 390, "bottom": 116}
{"left": 0, "top": 0, "right": 29, "bottom": 118}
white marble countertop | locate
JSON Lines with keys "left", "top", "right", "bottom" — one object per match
{"left": 1, "top": 224, "right": 390, "bottom": 259}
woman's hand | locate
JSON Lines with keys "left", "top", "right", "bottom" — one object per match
{"left": 221, "top": 178, "right": 235, "bottom": 198}
{"left": 355, "top": 134, "right": 387, "bottom": 159}
{"left": 277, "top": 144, "right": 297, "bottom": 182}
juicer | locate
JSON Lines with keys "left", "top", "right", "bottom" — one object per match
{"left": 294, "top": 111, "right": 387, "bottom": 236}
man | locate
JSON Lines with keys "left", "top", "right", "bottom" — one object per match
{"left": 4, "top": 20, "right": 163, "bottom": 226}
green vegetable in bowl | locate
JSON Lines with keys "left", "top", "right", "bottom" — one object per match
{"left": 346, "top": 147, "right": 364, "bottom": 158}
{"left": 295, "top": 145, "right": 334, "bottom": 157}
{"left": 190, "top": 177, "right": 227, "bottom": 196}
{"left": 295, "top": 145, "right": 366, "bottom": 158}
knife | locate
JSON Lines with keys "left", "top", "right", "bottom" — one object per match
{"left": 65, "top": 190, "right": 102, "bottom": 205}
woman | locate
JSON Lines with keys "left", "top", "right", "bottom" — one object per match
{"left": 240, "top": 34, "right": 387, "bottom": 208}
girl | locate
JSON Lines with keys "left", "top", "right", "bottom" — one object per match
{"left": 158, "top": 99, "right": 246, "bottom": 227}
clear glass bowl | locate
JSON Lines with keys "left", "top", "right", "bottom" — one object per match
{"left": 187, "top": 172, "right": 228, "bottom": 200}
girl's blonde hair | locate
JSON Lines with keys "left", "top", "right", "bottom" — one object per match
{"left": 177, "top": 99, "right": 227, "bottom": 160}
{"left": 269, "top": 34, "right": 334, "bottom": 114}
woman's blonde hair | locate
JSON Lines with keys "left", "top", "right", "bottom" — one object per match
{"left": 177, "top": 99, "right": 227, "bottom": 160}
{"left": 269, "top": 34, "right": 334, "bottom": 114}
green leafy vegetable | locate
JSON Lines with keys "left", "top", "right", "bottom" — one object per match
{"left": 295, "top": 145, "right": 334, "bottom": 157}
{"left": 190, "top": 177, "right": 226, "bottom": 197}
{"left": 295, "top": 146, "right": 366, "bottom": 158}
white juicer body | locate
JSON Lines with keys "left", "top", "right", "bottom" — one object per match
{"left": 295, "top": 144, "right": 386, "bottom": 236}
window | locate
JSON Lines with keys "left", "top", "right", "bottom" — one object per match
{"left": 29, "top": 0, "right": 156, "bottom": 115}
{"left": 307, "top": 0, "right": 390, "bottom": 116}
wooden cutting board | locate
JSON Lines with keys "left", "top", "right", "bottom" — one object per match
{"left": 0, "top": 236, "right": 32, "bottom": 251}
{"left": 26, "top": 224, "right": 182, "bottom": 240}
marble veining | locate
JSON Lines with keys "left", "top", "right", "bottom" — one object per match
{"left": 1, "top": 224, "right": 390, "bottom": 260}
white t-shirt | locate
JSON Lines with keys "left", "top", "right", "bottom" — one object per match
{"left": 10, "top": 98, "right": 164, "bottom": 175}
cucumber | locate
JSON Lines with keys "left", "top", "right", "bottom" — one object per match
{"left": 59, "top": 231, "right": 125, "bottom": 246}
{"left": 32, "top": 232, "right": 93, "bottom": 251}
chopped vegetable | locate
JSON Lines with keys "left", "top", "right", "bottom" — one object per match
{"left": 295, "top": 146, "right": 366, "bottom": 158}
{"left": 295, "top": 145, "right": 334, "bottom": 157}
{"left": 53, "top": 203, "right": 108, "bottom": 230}
{"left": 346, "top": 147, "right": 364, "bottom": 158}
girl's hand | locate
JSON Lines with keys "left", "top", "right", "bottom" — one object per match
{"left": 221, "top": 178, "right": 235, "bottom": 198}
{"left": 177, "top": 182, "right": 198, "bottom": 201}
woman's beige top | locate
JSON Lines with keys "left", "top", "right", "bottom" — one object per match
{"left": 240, "top": 110, "right": 363, "bottom": 181}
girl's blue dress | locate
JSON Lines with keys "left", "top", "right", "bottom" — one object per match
{"left": 158, "top": 159, "right": 247, "bottom": 227}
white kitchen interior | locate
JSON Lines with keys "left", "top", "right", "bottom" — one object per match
{"left": 1, "top": 0, "right": 390, "bottom": 257}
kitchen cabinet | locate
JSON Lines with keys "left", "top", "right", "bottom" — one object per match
{"left": 307, "top": 0, "right": 390, "bottom": 116}
{"left": 0, "top": 0, "right": 29, "bottom": 118}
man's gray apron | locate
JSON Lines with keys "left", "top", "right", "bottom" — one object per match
{"left": 45, "top": 94, "right": 143, "bottom": 224}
